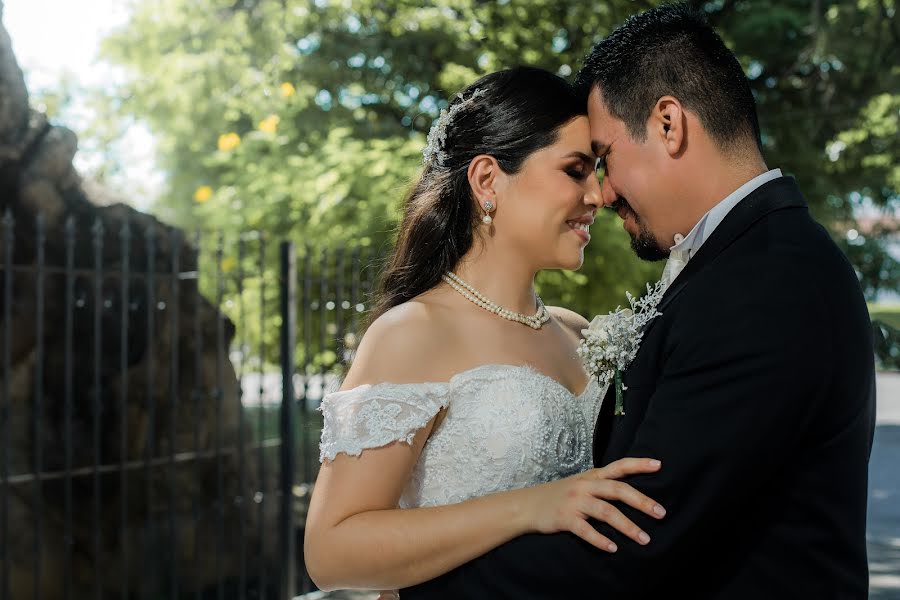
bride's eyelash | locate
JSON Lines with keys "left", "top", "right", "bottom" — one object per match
{"left": 565, "top": 163, "right": 590, "bottom": 180}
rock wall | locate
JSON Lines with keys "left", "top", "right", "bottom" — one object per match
{"left": 0, "top": 2, "right": 279, "bottom": 597}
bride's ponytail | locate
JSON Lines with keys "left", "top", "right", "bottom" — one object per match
{"left": 368, "top": 169, "right": 475, "bottom": 325}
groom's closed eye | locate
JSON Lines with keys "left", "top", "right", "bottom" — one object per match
{"left": 595, "top": 154, "right": 608, "bottom": 183}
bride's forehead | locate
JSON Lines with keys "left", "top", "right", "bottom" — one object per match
{"left": 549, "top": 117, "right": 594, "bottom": 153}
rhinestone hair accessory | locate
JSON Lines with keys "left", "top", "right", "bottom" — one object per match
{"left": 422, "top": 88, "right": 487, "bottom": 168}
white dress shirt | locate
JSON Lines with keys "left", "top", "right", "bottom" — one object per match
{"left": 662, "top": 168, "right": 783, "bottom": 287}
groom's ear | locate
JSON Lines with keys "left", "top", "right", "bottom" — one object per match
{"left": 652, "top": 96, "right": 685, "bottom": 157}
{"left": 467, "top": 154, "right": 501, "bottom": 205}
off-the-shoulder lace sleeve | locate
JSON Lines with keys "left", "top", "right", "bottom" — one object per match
{"left": 318, "top": 382, "right": 451, "bottom": 462}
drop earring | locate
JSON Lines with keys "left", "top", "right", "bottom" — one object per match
{"left": 482, "top": 200, "right": 494, "bottom": 225}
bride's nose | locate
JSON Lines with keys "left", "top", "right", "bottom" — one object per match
{"left": 584, "top": 174, "right": 602, "bottom": 209}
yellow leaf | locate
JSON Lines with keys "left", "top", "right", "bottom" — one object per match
{"left": 280, "top": 82, "right": 296, "bottom": 97}
{"left": 218, "top": 132, "right": 241, "bottom": 152}
{"left": 221, "top": 256, "right": 237, "bottom": 273}
{"left": 258, "top": 114, "right": 280, "bottom": 134}
{"left": 193, "top": 185, "right": 213, "bottom": 203}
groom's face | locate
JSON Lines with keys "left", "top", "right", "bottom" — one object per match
{"left": 587, "top": 87, "right": 671, "bottom": 262}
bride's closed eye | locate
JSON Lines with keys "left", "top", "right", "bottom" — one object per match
{"left": 565, "top": 160, "right": 593, "bottom": 181}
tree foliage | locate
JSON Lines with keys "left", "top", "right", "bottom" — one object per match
{"left": 94, "top": 0, "right": 898, "bottom": 328}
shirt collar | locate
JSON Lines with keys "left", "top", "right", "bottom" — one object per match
{"left": 670, "top": 168, "right": 783, "bottom": 258}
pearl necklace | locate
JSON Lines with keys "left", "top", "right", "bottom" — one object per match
{"left": 442, "top": 271, "right": 551, "bottom": 329}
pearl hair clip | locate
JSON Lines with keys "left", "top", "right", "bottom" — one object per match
{"left": 422, "top": 88, "right": 487, "bottom": 168}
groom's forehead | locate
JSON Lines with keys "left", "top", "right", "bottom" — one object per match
{"left": 586, "top": 94, "right": 613, "bottom": 151}
{"left": 586, "top": 86, "right": 613, "bottom": 117}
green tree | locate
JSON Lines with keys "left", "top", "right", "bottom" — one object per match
{"left": 94, "top": 0, "right": 898, "bottom": 337}
{"left": 715, "top": 0, "right": 899, "bottom": 297}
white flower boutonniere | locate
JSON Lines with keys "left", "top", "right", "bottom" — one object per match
{"left": 577, "top": 280, "right": 667, "bottom": 416}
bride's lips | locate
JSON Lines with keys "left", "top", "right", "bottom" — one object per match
{"left": 565, "top": 216, "right": 593, "bottom": 244}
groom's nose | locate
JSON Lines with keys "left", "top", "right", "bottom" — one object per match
{"left": 600, "top": 174, "right": 618, "bottom": 208}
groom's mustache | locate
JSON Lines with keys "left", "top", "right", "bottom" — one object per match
{"left": 609, "top": 197, "right": 637, "bottom": 220}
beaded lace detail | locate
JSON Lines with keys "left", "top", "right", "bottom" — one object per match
{"left": 318, "top": 364, "right": 605, "bottom": 508}
{"left": 319, "top": 381, "right": 452, "bottom": 462}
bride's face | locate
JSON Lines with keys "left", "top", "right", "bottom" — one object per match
{"left": 494, "top": 116, "right": 601, "bottom": 271}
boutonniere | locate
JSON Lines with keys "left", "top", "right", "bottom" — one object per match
{"left": 577, "top": 280, "right": 666, "bottom": 416}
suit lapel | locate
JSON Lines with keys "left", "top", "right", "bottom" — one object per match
{"left": 593, "top": 177, "right": 808, "bottom": 465}
{"left": 593, "top": 383, "right": 616, "bottom": 462}
{"left": 652, "top": 177, "right": 806, "bottom": 318}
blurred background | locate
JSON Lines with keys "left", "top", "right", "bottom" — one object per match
{"left": 0, "top": 0, "right": 897, "bottom": 599}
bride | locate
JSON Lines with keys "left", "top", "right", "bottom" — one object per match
{"left": 303, "top": 66, "right": 665, "bottom": 596}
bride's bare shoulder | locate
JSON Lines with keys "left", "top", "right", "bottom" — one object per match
{"left": 367, "top": 290, "right": 458, "bottom": 342}
{"left": 343, "top": 296, "right": 458, "bottom": 388}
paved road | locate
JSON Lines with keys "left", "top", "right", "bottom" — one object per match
{"left": 303, "top": 373, "right": 900, "bottom": 600}
{"left": 870, "top": 372, "right": 900, "bottom": 599}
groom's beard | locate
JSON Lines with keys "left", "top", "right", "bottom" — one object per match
{"left": 610, "top": 198, "right": 668, "bottom": 262}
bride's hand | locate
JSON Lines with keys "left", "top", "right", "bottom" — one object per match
{"left": 522, "top": 458, "right": 665, "bottom": 552}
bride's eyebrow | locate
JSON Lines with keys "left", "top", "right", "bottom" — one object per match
{"left": 563, "top": 151, "right": 596, "bottom": 164}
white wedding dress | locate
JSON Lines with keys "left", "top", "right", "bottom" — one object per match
{"left": 319, "top": 363, "right": 605, "bottom": 507}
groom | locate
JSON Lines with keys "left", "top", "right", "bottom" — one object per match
{"left": 403, "top": 4, "right": 875, "bottom": 599}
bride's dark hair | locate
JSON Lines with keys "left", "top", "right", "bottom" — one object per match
{"left": 368, "top": 66, "right": 586, "bottom": 326}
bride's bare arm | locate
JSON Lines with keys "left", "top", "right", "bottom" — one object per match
{"left": 305, "top": 440, "right": 663, "bottom": 591}
{"left": 303, "top": 304, "right": 665, "bottom": 591}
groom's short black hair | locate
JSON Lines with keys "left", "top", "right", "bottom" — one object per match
{"left": 575, "top": 2, "right": 762, "bottom": 155}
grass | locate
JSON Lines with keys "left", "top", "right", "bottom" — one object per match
{"left": 870, "top": 303, "right": 900, "bottom": 330}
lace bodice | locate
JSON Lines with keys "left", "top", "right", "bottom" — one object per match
{"left": 319, "top": 364, "right": 606, "bottom": 508}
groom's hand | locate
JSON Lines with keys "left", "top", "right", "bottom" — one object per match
{"left": 521, "top": 458, "right": 666, "bottom": 552}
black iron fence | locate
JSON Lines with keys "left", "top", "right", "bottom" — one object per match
{"left": 2, "top": 207, "right": 897, "bottom": 600}
{"left": 0, "top": 210, "right": 379, "bottom": 600}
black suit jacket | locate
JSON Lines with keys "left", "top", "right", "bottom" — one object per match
{"left": 403, "top": 177, "right": 876, "bottom": 599}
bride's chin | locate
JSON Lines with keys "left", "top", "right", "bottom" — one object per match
{"left": 537, "top": 246, "right": 584, "bottom": 271}
{"left": 557, "top": 253, "right": 585, "bottom": 271}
